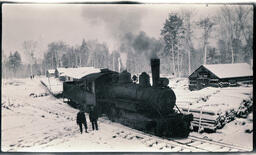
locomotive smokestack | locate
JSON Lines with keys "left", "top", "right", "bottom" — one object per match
{"left": 151, "top": 58, "right": 160, "bottom": 87}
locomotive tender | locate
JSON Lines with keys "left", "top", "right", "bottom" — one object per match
{"left": 63, "top": 58, "right": 193, "bottom": 137}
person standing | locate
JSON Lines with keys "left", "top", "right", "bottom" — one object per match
{"left": 76, "top": 110, "right": 88, "bottom": 134}
{"left": 89, "top": 106, "right": 98, "bottom": 130}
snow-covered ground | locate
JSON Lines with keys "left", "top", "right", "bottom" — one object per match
{"left": 1, "top": 78, "right": 166, "bottom": 152}
{"left": 168, "top": 77, "right": 253, "bottom": 150}
{"left": 40, "top": 77, "right": 63, "bottom": 95}
{"left": 1, "top": 77, "right": 253, "bottom": 152}
{"left": 171, "top": 78, "right": 252, "bottom": 114}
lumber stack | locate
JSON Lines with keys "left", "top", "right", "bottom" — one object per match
{"left": 181, "top": 108, "right": 227, "bottom": 132}
{"left": 236, "top": 97, "right": 253, "bottom": 118}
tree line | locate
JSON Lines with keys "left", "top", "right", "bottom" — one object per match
{"left": 160, "top": 5, "right": 253, "bottom": 77}
{"left": 2, "top": 5, "right": 253, "bottom": 79}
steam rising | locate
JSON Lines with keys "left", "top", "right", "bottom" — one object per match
{"left": 81, "top": 6, "right": 162, "bottom": 69}
{"left": 120, "top": 31, "right": 162, "bottom": 59}
{"left": 81, "top": 6, "right": 144, "bottom": 40}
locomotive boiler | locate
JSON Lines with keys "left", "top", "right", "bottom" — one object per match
{"left": 63, "top": 58, "right": 193, "bottom": 138}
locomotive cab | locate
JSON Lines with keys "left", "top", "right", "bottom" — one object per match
{"left": 63, "top": 69, "right": 118, "bottom": 112}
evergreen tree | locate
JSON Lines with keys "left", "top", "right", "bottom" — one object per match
{"left": 161, "top": 13, "right": 184, "bottom": 77}
{"left": 80, "top": 39, "right": 89, "bottom": 66}
{"left": 7, "top": 51, "right": 22, "bottom": 77}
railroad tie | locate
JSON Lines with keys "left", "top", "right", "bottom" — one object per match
{"left": 198, "top": 143, "right": 222, "bottom": 151}
{"left": 155, "top": 142, "right": 167, "bottom": 150}
{"left": 180, "top": 148, "right": 192, "bottom": 152}
{"left": 144, "top": 139, "right": 157, "bottom": 147}
{"left": 169, "top": 146, "right": 182, "bottom": 152}
{"left": 218, "top": 147, "right": 232, "bottom": 152}
{"left": 188, "top": 141, "right": 204, "bottom": 147}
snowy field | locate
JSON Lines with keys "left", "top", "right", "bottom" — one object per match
{"left": 1, "top": 77, "right": 253, "bottom": 152}
{"left": 1, "top": 78, "right": 167, "bottom": 152}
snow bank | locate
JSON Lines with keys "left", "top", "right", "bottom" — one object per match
{"left": 40, "top": 77, "right": 63, "bottom": 95}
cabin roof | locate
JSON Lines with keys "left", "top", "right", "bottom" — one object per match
{"left": 202, "top": 63, "right": 253, "bottom": 79}
{"left": 189, "top": 63, "right": 253, "bottom": 79}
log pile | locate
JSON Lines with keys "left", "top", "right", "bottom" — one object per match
{"left": 181, "top": 97, "right": 252, "bottom": 133}
{"left": 181, "top": 108, "right": 227, "bottom": 132}
{"left": 236, "top": 96, "right": 253, "bottom": 118}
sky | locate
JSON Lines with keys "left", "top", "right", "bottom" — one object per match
{"left": 2, "top": 4, "right": 228, "bottom": 63}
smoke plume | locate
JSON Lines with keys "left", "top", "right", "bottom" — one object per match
{"left": 81, "top": 5, "right": 145, "bottom": 40}
{"left": 81, "top": 5, "right": 147, "bottom": 69}
{"left": 81, "top": 6, "right": 162, "bottom": 69}
{"left": 120, "top": 31, "right": 163, "bottom": 59}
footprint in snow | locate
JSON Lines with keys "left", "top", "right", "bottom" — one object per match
{"left": 64, "top": 127, "right": 71, "bottom": 131}
{"left": 135, "top": 135, "right": 143, "bottom": 140}
{"left": 9, "top": 144, "right": 15, "bottom": 147}
{"left": 44, "top": 136, "right": 50, "bottom": 140}
{"left": 18, "top": 139, "right": 23, "bottom": 142}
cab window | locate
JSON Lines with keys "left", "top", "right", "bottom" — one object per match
{"left": 86, "top": 81, "right": 93, "bottom": 93}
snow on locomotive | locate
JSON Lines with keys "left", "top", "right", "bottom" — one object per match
{"left": 63, "top": 58, "right": 193, "bottom": 137}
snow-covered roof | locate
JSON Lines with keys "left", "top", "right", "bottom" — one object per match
{"left": 47, "top": 69, "right": 55, "bottom": 74}
{"left": 56, "top": 68, "right": 67, "bottom": 74}
{"left": 203, "top": 63, "right": 253, "bottom": 79}
{"left": 57, "top": 67, "right": 101, "bottom": 79}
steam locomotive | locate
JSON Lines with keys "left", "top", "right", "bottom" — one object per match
{"left": 63, "top": 59, "right": 193, "bottom": 138}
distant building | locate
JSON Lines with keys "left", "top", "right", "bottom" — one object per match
{"left": 55, "top": 68, "right": 68, "bottom": 81}
{"left": 46, "top": 69, "right": 55, "bottom": 77}
{"left": 188, "top": 63, "right": 253, "bottom": 90}
{"left": 55, "top": 67, "right": 101, "bottom": 82}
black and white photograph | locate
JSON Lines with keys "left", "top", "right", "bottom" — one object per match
{"left": 1, "top": 3, "right": 253, "bottom": 152}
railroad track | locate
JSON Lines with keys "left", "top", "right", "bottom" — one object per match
{"left": 169, "top": 135, "right": 251, "bottom": 152}
{"left": 109, "top": 120, "right": 251, "bottom": 152}
{"left": 41, "top": 82, "right": 251, "bottom": 152}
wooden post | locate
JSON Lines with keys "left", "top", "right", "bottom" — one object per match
{"left": 48, "top": 76, "right": 52, "bottom": 91}
{"left": 188, "top": 102, "right": 193, "bottom": 131}
{"left": 198, "top": 106, "right": 203, "bottom": 133}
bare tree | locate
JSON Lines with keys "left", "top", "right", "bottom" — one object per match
{"left": 197, "top": 17, "right": 215, "bottom": 64}
{"left": 2, "top": 52, "right": 8, "bottom": 79}
{"left": 180, "top": 9, "right": 196, "bottom": 75}
{"left": 23, "top": 40, "right": 37, "bottom": 76}
{"left": 234, "top": 6, "right": 253, "bottom": 62}
{"left": 221, "top": 6, "right": 236, "bottom": 64}
{"left": 218, "top": 5, "right": 253, "bottom": 64}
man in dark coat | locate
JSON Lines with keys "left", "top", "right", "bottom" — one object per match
{"left": 76, "top": 110, "right": 88, "bottom": 134}
{"left": 89, "top": 106, "right": 98, "bottom": 130}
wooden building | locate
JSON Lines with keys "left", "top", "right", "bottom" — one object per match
{"left": 46, "top": 69, "right": 55, "bottom": 77}
{"left": 189, "top": 63, "right": 253, "bottom": 90}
